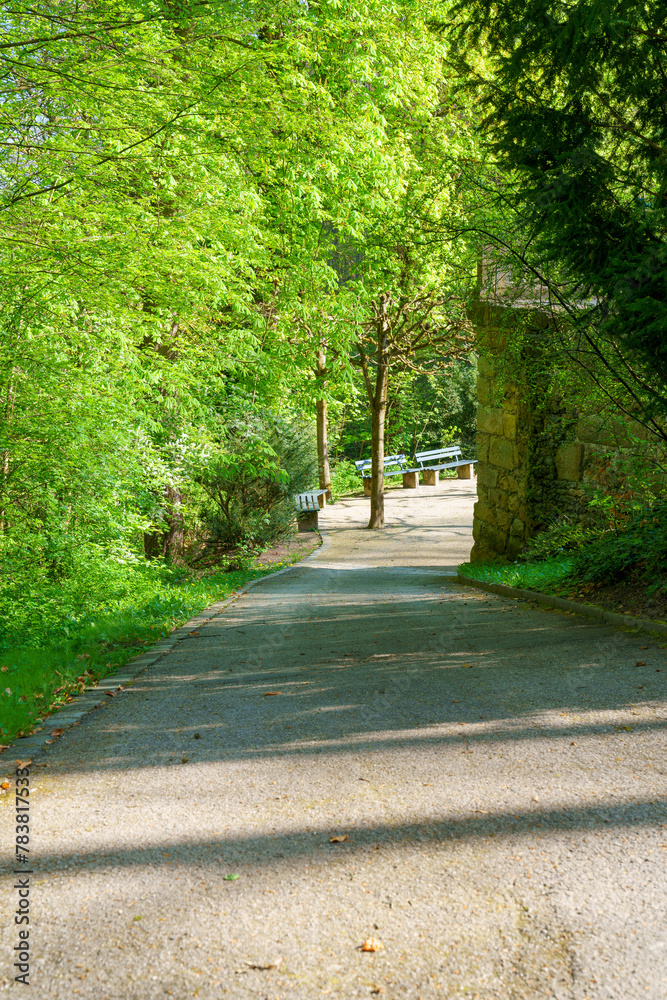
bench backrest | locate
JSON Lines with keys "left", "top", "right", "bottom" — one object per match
{"left": 415, "top": 446, "right": 462, "bottom": 464}
{"left": 355, "top": 453, "right": 407, "bottom": 473}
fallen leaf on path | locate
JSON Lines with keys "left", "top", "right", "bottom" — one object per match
{"left": 636, "top": 661, "right": 646, "bottom": 666}
{"left": 224, "top": 873, "right": 240, "bottom": 881}
{"left": 51, "top": 728, "right": 64, "bottom": 737}
{"left": 1, "top": 781, "right": 9, "bottom": 789}
{"left": 105, "top": 691, "right": 116, "bottom": 698}
{"left": 181, "top": 757, "right": 189, "bottom": 763}
{"left": 244, "top": 957, "right": 283, "bottom": 970}
{"left": 361, "top": 938, "right": 384, "bottom": 952}
{"left": 461, "top": 663, "right": 473, "bottom": 668}
{"left": 188, "top": 631, "right": 200, "bottom": 637}
{"left": 0, "top": 666, "right": 7, "bottom": 672}
{"left": 371, "top": 987, "right": 386, "bottom": 995}
{"left": 639, "top": 645, "right": 648, "bottom": 650}
{"left": 263, "top": 691, "right": 282, "bottom": 697}
{"left": 15, "top": 760, "right": 31, "bottom": 768}
{"left": 329, "top": 834, "right": 349, "bottom": 843}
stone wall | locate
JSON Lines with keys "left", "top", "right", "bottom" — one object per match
{"left": 473, "top": 355, "right": 530, "bottom": 561}
{"left": 470, "top": 306, "right": 664, "bottom": 563}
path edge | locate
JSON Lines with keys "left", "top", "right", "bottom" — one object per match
{"left": 457, "top": 572, "right": 667, "bottom": 637}
{"left": 2, "top": 529, "right": 331, "bottom": 769}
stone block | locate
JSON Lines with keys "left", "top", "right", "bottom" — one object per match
{"left": 363, "top": 477, "right": 372, "bottom": 496}
{"left": 476, "top": 465, "right": 498, "bottom": 488}
{"left": 477, "top": 376, "right": 493, "bottom": 405}
{"left": 488, "top": 487, "right": 507, "bottom": 510}
{"left": 502, "top": 412, "right": 517, "bottom": 440}
{"left": 476, "top": 433, "right": 490, "bottom": 464}
{"left": 506, "top": 491, "right": 521, "bottom": 514}
{"left": 555, "top": 443, "right": 584, "bottom": 481}
{"left": 576, "top": 415, "right": 628, "bottom": 447}
{"left": 497, "top": 471, "right": 519, "bottom": 493}
{"left": 298, "top": 510, "right": 318, "bottom": 532}
{"left": 470, "top": 520, "right": 507, "bottom": 561}
{"left": 496, "top": 508, "right": 512, "bottom": 530}
{"left": 456, "top": 463, "right": 473, "bottom": 479}
{"left": 477, "top": 355, "right": 495, "bottom": 377}
{"left": 421, "top": 468, "right": 438, "bottom": 486}
{"left": 510, "top": 516, "right": 525, "bottom": 538}
{"left": 473, "top": 499, "right": 496, "bottom": 526}
{"left": 402, "top": 470, "right": 418, "bottom": 489}
{"left": 477, "top": 405, "right": 504, "bottom": 437}
{"left": 489, "top": 436, "right": 517, "bottom": 470}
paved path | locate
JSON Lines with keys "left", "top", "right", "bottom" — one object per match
{"left": 2, "top": 481, "right": 666, "bottom": 1000}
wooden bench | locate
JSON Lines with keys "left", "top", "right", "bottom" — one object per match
{"left": 402, "top": 446, "right": 477, "bottom": 487}
{"left": 355, "top": 454, "right": 408, "bottom": 496}
{"left": 295, "top": 489, "right": 327, "bottom": 531}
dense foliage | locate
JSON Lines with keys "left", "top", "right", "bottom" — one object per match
{"left": 0, "top": 1, "right": 487, "bottom": 737}
{"left": 449, "top": 1, "right": 667, "bottom": 441}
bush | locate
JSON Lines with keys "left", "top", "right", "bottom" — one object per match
{"left": 195, "top": 413, "right": 317, "bottom": 550}
{"left": 570, "top": 499, "right": 667, "bottom": 589}
{"left": 330, "top": 459, "right": 362, "bottom": 499}
{"left": 519, "top": 515, "right": 602, "bottom": 563}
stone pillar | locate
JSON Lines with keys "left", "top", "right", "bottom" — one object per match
{"left": 457, "top": 464, "right": 473, "bottom": 479}
{"left": 421, "top": 468, "right": 438, "bottom": 486}
{"left": 471, "top": 345, "right": 530, "bottom": 562}
{"left": 317, "top": 492, "right": 327, "bottom": 508}
{"left": 402, "top": 471, "right": 418, "bottom": 488}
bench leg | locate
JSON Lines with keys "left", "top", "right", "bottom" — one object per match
{"left": 363, "top": 477, "right": 372, "bottom": 496}
{"left": 298, "top": 511, "right": 319, "bottom": 532}
{"left": 421, "top": 468, "right": 438, "bottom": 486}
{"left": 402, "top": 471, "right": 418, "bottom": 489}
{"left": 317, "top": 493, "right": 326, "bottom": 508}
{"left": 457, "top": 463, "right": 473, "bottom": 479}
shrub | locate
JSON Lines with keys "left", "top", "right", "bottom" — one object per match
{"left": 330, "top": 459, "right": 361, "bottom": 499}
{"left": 519, "top": 515, "right": 602, "bottom": 563}
{"left": 195, "top": 413, "right": 317, "bottom": 550}
{"left": 570, "top": 499, "right": 667, "bottom": 589}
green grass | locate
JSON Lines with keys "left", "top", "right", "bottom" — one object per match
{"left": 458, "top": 556, "right": 574, "bottom": 592}
{"left": 0, "top": 560, "right": 287, "bottom": 744}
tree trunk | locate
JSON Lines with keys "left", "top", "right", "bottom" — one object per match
{"left": 368, "top": 297, "right": 390, "bottom": 529}
{"left": 316, "top": 348, "right": 332, "bottom": 500}
{"left": 144, "top": 483, "right": 184, "bottom": 561}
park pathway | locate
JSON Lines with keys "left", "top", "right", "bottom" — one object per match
{"left": 2, "top": 480, "right": 667, "bottom": 1000}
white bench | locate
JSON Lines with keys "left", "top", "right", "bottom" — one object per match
{"left": 355, "top": 454, "right": 408, "bottom": 496}
{"left": 295, "top": 489, "right": 327, "bottom": 531}
{"left": 402, "top": 446, "right": 477, "bottom": 487}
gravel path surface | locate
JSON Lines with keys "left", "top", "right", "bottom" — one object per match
{"left": 2, "top": 480, "right": 666, "bottom": 1000}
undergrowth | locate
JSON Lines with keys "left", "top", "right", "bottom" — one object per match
{"left": 460, "top": 498, "right": 667, "bottom": 601}
{"left": 459, "top": 557, "right": 574, "bottom": 592}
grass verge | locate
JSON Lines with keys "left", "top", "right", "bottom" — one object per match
{"left": 458, "top": 557, "right": 574, "bottom": 593}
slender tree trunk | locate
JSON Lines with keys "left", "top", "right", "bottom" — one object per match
{"left": 144, "top": 483, "right": 184, "bottom": 561}
{"left": 315, "top": 348, "right": 332, "bottom": 499}
{"left": 368, "top": 296, "right": 390, "bottom": 529}
{"left": 163, "top": 483, "right": 185, "bottom": 562}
